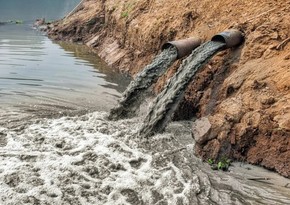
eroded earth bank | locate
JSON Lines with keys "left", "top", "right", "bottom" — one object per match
{"left": 48, "top": 0, "right": 290, "bottom": 178}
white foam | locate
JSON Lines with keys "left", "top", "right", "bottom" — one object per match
{"left": 1, "top": 111, "right": 290, "bottom": 204}
{"left": 0, "top": 111, "right": 198, "bottom": 205}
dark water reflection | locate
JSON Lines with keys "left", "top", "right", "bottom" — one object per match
{"left": 0, "top": 24, "right": 131, "bottom": 127}
{"left": 57, "top": 41, "right": 130, "bottom": 93}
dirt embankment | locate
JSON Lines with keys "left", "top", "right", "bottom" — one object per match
{"left": 48, "top": 0, "right": 290, "bottom": 177}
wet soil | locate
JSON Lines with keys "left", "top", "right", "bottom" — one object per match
{"left": 47, "top": 0, "right": 290, "bottom": 177}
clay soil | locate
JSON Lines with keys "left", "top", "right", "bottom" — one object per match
{"left": 48, "top": 0, "right": 290, "bottom": 177}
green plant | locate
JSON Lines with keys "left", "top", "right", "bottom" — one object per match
{"left": 207, "top": 159, "right": 214, "bottom": 165}
{"left": 121, "top": 1, "right": 137, "bottom": 19}
{"left": 121, "top": 11, "right": 129, "bottom": 18}
{"left": 207, "top": 157, "right": 231, "bottom": 171}
{"left": 15, "top": 20, "right": 23, "bottom": 24}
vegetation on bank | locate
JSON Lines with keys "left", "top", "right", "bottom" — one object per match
{"left": 0, "top": 20, "right": 23, "bottom": 25}
{"left": 208, "top": 157, "right": 231, "bottom": 171}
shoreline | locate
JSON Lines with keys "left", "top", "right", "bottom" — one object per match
{"left": 47, "top": 0, "right": 290, "bottom": 178}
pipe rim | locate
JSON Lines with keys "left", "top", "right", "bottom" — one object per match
{"left": 211, "top": 29, "right": 244, "bottom": 48}
{"left": 161, "top": 37, "right": 201, "bottom": 59}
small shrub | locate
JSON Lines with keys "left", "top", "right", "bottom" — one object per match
{"left": 207, "top": 157, "right": 231, "bottom": 171}
{"left": 121, "top": 11, "right": 129, "bottom": 18}
{"left": 207, "top": 159, "right": 214, "bottom": 165}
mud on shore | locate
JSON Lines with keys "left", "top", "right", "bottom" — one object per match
{"left": 48, "top": 0, "right": 290, "bottom": 177}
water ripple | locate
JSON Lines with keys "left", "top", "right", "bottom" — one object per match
{"left": 0, "top": 77, "right": 43, "bottom": 81}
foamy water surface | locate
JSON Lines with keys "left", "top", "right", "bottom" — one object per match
{"left": 1, "top": 111, "right": 290, "bottom": 205}
{"left": 0, "top": 112, "right": 198, "bottom": 204}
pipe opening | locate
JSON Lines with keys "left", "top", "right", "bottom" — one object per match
{"left": 161, "top": 43, "right": 175, "bottom": 50}
{"left": 211, "top": 29, "right": 244, "bottom": 48}
{"left": 161, "top": 37, "right": 201, "bottom": 59}
{"left": 211, "top": 35, "right": 226, "bottom": 44}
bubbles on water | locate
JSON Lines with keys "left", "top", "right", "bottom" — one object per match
{"left": 0, "top": 111, "right": 202, "bottom": 205}
{"left": 0, "top": 112, "right": 289, "bottom": 204}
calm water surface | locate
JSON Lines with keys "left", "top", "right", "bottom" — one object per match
{"left": 0, "top": 23, "right": 130, "bottom": 126}
{"left": 0, "top": 0, "right": 81, "bottom": 21}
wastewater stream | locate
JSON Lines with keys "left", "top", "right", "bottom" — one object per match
{"left": 109, "top": 46, "right": 178, "bottom": 120}
{"left": 0, "top": 10, "right": 290, "bottom": 205}
{"left": 139, "top": 41, "right": 225, "bottom": 137}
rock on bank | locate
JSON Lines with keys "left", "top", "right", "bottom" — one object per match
{"left": 48, "top": 0, "right": 290, "bottom": 177}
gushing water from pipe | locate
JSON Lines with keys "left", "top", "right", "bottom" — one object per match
{"left": 109, "top": 37, "right": 201, "bottom": 120}
{"left": 108, "top": 46, "right": 178, "bottom": 120}
{"left": 139, "top": 41, "right": 226, "bottom": 137}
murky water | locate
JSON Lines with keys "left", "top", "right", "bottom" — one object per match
{"left": 0, "top": 18, "right": 289, "bottom": 205}
{"left": 0, "top": 23, "right": 130, "bottom": 127}
{"left": 109, "top": 46, "right": 177, "bottom": 120}
{"left": 140, "top": 41, "right": 225, "bottom": 137}
{"left": 0, "top": 112, "right": 289, "bottom": 205}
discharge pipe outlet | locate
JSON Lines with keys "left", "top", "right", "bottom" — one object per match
{"left": 162, "top": 37, "right": 201, "bottom": 59}
{"left": 211, "top": 29, "right": 244, "bottom": 48}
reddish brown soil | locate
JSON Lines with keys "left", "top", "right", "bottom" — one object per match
{"left": 48, "top": 0, "right": 290, "bottom": 177}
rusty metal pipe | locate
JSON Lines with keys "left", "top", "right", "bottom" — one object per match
{"left": 211, "top": 29, "right": 244, "bottom": 48}
{"left": 162, "top": 37, "right": 201, "bottom": 59}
